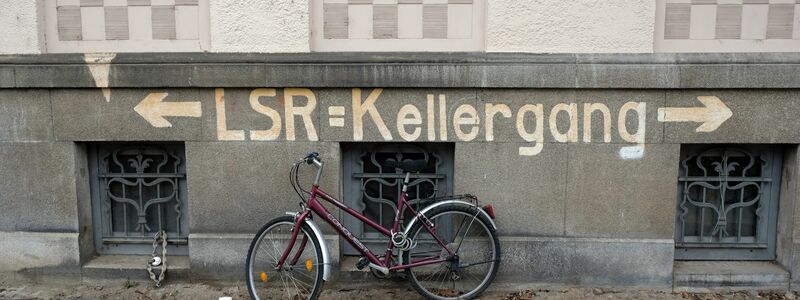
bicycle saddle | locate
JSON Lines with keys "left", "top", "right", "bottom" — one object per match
{"left": 385, "top": 158, "right": 427, "bottom": 173}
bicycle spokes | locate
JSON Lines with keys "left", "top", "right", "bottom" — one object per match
{"left": 247, "top": 219, "right": 323, "bottom": 300}
{"left": 405, "top": 207, "right": 500, "bottom": 299}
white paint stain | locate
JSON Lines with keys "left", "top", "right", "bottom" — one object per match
{"left": 84, "top": 53, "right": 116, "bottom": 102}
{"left": 619, "top": 145, "right": 645, "bottom": 160}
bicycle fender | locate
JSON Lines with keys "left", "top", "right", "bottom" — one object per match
{"left": 402, "top": 200, "right": 498, "bottom": 237}
{"left": 286, "top": 212, "right": 331, "bottom": 281}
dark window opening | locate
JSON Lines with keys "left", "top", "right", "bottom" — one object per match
{"left": 88, "top": 142, "right": 189, "bottom": 255}
{"left": 675, "top": 145, "right": 782, "bottom": 260}
{"left": 341, "top": 142, "right": 454, "bottom": 255}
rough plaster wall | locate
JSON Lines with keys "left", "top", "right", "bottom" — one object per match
{"left": 487, "top": 0, "right": 655, "bottom": 53}
{"left": 0, "top": 0, "right": 41, "bottom": 54}
{"left": 0, "top": 232, "right": 79, "bottom": 271}
{"left": 210, "top": 0, "right": 309, "bottom": 53}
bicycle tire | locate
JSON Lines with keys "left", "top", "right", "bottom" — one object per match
{"left": 403, "top": 204, "right": 501, "bottom": 300}
{"left": 246, "top": 216, "right": 325, "bottom": 300}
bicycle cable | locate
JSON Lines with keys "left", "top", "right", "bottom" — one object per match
{"left": 289, "top": 160, "right": 312, "bottom": 203}
{"left": 289, "top": 161, "right": 304, "bottom": 203}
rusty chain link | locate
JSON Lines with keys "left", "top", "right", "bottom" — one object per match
{"left": 146, "top": 230, "right": 168, "bottom": 287}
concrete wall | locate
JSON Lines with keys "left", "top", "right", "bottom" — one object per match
{"left": 1, "top": 53, "right": 800, "bottom": 288}
{"left": 486, "top": 0, "right": 656, "bottom": 53}
{"left": 0, "top": 0, "right": 42, "bottom": 54}
{"left": 0, "top": 88, "right": 81, "bottom": 272}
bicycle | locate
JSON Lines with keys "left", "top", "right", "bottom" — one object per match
{"left": 246, "top": 152, "right": 501, "bottom": 300}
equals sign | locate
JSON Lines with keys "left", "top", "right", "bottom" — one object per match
{"left": 328, "top": 106, "right": 345, "bottom": 127}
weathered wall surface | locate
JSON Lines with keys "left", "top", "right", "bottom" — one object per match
{"left": 0, "top": 84, "right": 788, "bottom": 284}
{"left": 209, "top": 0, "right": 310, "bottom": 53}
{"left": 486, "top": 0, "right": 656, "bottom": 53}
{"left": 0, "top": 0, "right": 41, "bottom": 54}
{"left": 7, "top": 0, "right": 800, "bottom": 54}
{"left": 0, "top": 88, "right": 81, "bottom": 271}
{"left": 1, "top": 54, "right": 799, "bottom": 286}
{"left": 0, "top": 0, "right": 658, "bottom": 54}
{"left": 0, "top": 232, "right": 80, "bottom": 272}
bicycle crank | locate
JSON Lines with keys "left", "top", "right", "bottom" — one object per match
{"left": 356, "top": 256, "right": 392, "bottom": 279}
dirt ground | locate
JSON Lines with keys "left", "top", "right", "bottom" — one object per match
{"left": 1, "top": 279, "right": 799, "bottom": 300}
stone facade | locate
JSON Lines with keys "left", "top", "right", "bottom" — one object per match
{"left": 1, "top": 53, "right": 799, "bottom": 290}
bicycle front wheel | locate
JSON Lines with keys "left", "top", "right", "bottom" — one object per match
{"left": 246, "top": 216, "right": 325, "bottom": 300}
{"left": 403, "top": 204, "right": 501, "bottom": 300}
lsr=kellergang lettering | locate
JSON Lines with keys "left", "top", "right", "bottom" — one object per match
{"left": 135, "top": 88, "right": 732, "bottom": 158}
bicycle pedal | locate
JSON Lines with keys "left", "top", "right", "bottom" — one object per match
{"left": 355, "top": 257, "right": 369, "bottom": 270}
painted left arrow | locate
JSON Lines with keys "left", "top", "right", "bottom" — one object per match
{"left": 134, "top": 92, "right": 202, "bottom": 128}
{"left": 657, "top": 96, "right": 732, "bottom": 133}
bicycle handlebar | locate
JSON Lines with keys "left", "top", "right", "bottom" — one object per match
{"left": 303, "top": 152, "right": 321, "bottom": 165}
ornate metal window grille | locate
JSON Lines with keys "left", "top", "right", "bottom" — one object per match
{"left": 89, "top": 143, "right": 188, "bottom": 255}
{"left": 675, "top": 145, "right": 782, "bottom": 260}
{"left": 342, "top": 143, "right": 453, "bottom": 254}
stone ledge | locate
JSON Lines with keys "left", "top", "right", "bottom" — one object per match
{"left": 1, "top": 53, "right": 799, "bottom": 89}
{"left": 82, "top": 255, "right": 189, "bottom": 283}
{"left": 0, "top": 231, "right": 80, "bottom": 272}
{"left": 673, "top": 261, "right": 790, "bottom": 292}
{"left": 187, "top": 233, "right": 673, "bottom": 287}
{"left": 187, "top": 233, "right": 341, "bottom": 282}
{"left": 499, "top": 237, "right": 674, "bottom": 287}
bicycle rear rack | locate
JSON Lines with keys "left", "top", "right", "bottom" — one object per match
{"left": 422, "top": 194, "right": 479, "bottom": 206}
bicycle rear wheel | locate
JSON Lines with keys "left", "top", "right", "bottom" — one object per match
{"left": 403, "top": 204, "right": 501, "bottom": 300}
{"left": 246, "top": 216, "right": 324, "bottom": 300}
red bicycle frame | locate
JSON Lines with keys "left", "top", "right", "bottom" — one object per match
{"left": 276, "top": 180, "right": 454, "bottom": 272}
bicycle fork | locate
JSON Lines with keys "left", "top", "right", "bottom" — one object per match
{"left": 275, "top": 210, "right": 332, "bottom": 281}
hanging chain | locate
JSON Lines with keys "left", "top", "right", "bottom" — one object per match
{"left": 147, "top": 230, "right": 168, "bottom": 287}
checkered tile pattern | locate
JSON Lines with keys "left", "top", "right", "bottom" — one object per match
{"left": 664, "top": 0, "right": 800, "bottom": 40}
{"left": 322, "top": 0, "right": 474, "bottom": 39}
{"left": 56, "top": 0, "right": 200, "bottom": 41}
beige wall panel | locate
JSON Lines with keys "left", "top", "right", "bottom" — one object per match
{"left": 689, "top": 4, "right": 716, "bottom": 39}
{"left": 175, "top": 4, "right": 199, "bottom": 40}
{"left": 209, "top": 0, "right": 309, "bottom": 52}
{"left": 487, "top": 0, "right": 656, "bottom": 53}
{"left": 397, "top": 4, "right": 423, "bottom": 38}
{"left": 348, "top": 4, "right": 373, "bottom": 38}
{"left": 80, "top": 6, "right": 106, "bottom": 40}
{"left": 741, "top": 4, "right": 769, "bottom": 39}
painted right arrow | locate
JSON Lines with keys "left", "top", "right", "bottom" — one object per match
{"left": 657, "top": 96, "right": 733, "bottom": 132}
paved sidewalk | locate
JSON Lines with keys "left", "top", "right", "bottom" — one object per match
{"left": 0, "top": 280, "right": 797, "bottom": 299}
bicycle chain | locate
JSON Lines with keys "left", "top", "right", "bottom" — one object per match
{"left": 146, "top": 230, "right": 168, "bottom": 287}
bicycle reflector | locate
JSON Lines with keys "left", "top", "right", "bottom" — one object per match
{"left": 305, "top": 258, "right": 313, "bottom": 272}
{"left": 260, "top": 272, "right": 268, "bottom": 282}
{"left": 482, "top": 204, "right": 496, "bottom": 219}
